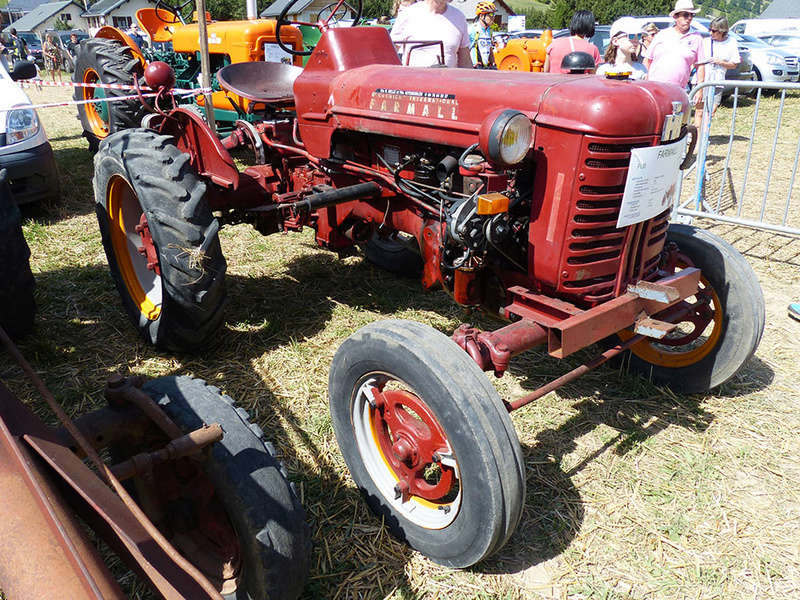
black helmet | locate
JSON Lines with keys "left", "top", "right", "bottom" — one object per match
{"left": 561, "top": 51, "right": 595, "bottom": 74}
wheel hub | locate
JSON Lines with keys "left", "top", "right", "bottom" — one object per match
{"left": 370, "top": 387, "right": 454, "bottom": 502}
{"left": 135, "top": 213, "right": 161, "bottom": 275}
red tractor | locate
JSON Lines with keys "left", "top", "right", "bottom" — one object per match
{"left": 92, "top": 2, "right": 765, "bottom": 568}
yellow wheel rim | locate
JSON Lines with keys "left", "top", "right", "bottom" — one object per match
{"left": 619, "top": 273, "right": 723, "bottom": 368}
{"left": 107, "top": 175, "right": 162, "bottom": 321}
{"left": 82, "top": 67, "right": 109, "bottom": 139}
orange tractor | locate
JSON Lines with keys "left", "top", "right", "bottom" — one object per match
{"left": 73, "top": 3, "right": 308, "bottom": 150}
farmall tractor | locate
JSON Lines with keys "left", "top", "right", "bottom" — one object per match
{"left": 92, "top": 1, "right": 766, "bottom": 568}
{"left": 73, "top": 1, "right": 308, "bottom": 150}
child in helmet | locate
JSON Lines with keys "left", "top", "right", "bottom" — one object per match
{"left": 470, "top": 1, "right": 496, "bottom": 68}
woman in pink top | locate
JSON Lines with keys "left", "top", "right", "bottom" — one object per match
{"left": 544, "top": 10, "right": 601, "bottom": 74}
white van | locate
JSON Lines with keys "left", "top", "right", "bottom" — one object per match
{"left": 730, "top": 18, "right": 800, "bottom": 37}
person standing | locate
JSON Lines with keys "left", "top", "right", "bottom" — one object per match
{"left": 643, "top": 0, "right": 705, "bottom": 92}
{"left": 596, "top": 19, "right": 648, "bottom": 80}
{"left": 390, "top": 0, "right": 471, "bottom": 68}
{"left": 43, "top": 33, "right": 62, "bottom": 82}
{"left": 637, "top": 22, "right": 659, "bottom": 62}
{"left": 470, "top": 1, "right": 496, "bottom": 68}
{"left": 66, "top": 32, "right": 80, "bottom": 58}
{"left": 7, "top": 28, "right": 27, "bottom": 61}
{"left": 543, "top": 10, "right": 601, "bottom": 74}
{"left": 694, "top": 16, "right": 739, "bottom": 127}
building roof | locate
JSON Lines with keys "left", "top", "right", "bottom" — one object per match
{"left": 761, "top": 0, "right": 800, "bottom": 18}
{"left": 82, "top": 0, "right": 131, "bottom": 17}
{"left": 261, "top": 0, "right": 314, "bottom": 18}
{"left": 451, "top": 0, "right": 515, "bottom": 19}
{"left": 6, "top": 0, "right": 47, "bottom": 14}
{"left": 4, "top": 0, "right": 79, "bottom": 31}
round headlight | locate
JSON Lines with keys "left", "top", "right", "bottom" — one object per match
{"left": 478, "top": 109, "right": 533, "bottom": 167}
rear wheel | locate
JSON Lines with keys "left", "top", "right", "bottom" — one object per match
{"left": 0, "top": 169, "right": 35, "bottom": 339}
{"left": 138, "top": 376, "right": 311, "bottom": 600}
{"left": 74, "top": 38, "right": 145, "bottom": 152}
{"left": 93, "top": 129, "right": 227, "bottom": 351}
{"left": 329, "top": 319, "right": 525, "bottom": 567}
{"left": 618, "top": 224, "right": 764, "bottom": 393}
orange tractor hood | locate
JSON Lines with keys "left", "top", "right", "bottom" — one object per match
{"left": 294, "top": 28, "right": 688, "bottom": 157}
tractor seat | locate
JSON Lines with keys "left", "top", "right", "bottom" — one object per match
{"left": 216, "top": 62, "right": 303, "bottom": 107}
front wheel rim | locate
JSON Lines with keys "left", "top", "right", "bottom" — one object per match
{"left": 107, "top": 174, "right": 163, "bottom": 320}
{"left": 351, "top": 374, "right": 461, "bottom": 529}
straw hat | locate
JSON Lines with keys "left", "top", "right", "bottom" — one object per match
{"left": 669, "top": 0, "right": 699, "bottom": 18}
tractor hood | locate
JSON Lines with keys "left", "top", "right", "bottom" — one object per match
{"left": 294, "top": 27, "right": 689, "bottom": 157}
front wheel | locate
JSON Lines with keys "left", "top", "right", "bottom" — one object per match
{"left": 329, "top": 319, "right": 525, "bottom": 567}
{"left": 140, "top": 376, "right": 311, "bottom": 600}
{"left": 93, "top": 129, "right": 227, "bottom": 351}
{"left": 618, "top": 224, "right": 765, "bottom": 393}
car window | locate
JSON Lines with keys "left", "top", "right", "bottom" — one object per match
{"left": 738, "top": 33, "right": 768, "bottom": 45}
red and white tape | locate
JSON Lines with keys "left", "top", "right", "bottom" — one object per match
{"left": 14, "top": 81, "right": 209, "bottom": 111}
{"left": 17, "top": 79, "right": 211, "bottom": 95}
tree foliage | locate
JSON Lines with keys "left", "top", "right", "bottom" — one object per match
{"left": 501, "top": 0, "right": 764, "bottom": 30}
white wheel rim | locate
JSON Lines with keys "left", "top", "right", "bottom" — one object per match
{"left": 350, "top": 374, "right": 461, "bottom": 529}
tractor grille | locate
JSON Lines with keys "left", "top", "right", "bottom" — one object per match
{"left": 560, "top": 134, "right": 669, "bottom": 305}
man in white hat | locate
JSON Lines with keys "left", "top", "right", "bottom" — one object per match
{"left": 643, "top": 0, "right": 705, "bottom": 90}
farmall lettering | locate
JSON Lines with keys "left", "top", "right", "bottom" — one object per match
{"left": 369, "top": 88, "right": 459, "bottom": 120}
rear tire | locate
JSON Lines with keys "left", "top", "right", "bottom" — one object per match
{"left": 74, "top": 38, "right": 145, "bottom": 152}
{"left": 618, "top": 224, "right": 764, "bottom": 393}
{"left": 0, "top": 169, "right": 35, "bottom": 339}
{"left": 141, "top": 376, "right": 311, "bottom": 600}
{"left": 329, "top": 319, "right": 525, "bottom": 567}
{"left": 93, "top": 129, "right": 227, "bottom": 351}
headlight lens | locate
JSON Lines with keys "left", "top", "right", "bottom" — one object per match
{"left": 478, "top": 109, "right": 533, "bottom": 166}
{"left": 7, "top": 108, "right": 40, "bottom": 144}
{"left": 767, "top": 54, "right": 784, "bottom": 66}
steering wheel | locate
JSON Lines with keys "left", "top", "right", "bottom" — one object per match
{"left": 154, "top": 0, "right": 190, "bottom": 24}
{"left": 317, "top": 1, "right": 359, "bottom": 24}
{"left": 276, "top": 0, "right": 363, "bottom": 56}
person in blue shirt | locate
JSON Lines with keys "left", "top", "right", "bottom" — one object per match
{"left": 470, "top": 1, "right": 496, "bottom": 68}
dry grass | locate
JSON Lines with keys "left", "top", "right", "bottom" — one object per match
{"left": 2, "top": 84, "right": 799, "bottom": 600}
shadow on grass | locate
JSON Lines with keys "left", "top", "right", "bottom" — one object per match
{"left": 7, "top": 246, "right": 776, "bottom": 594}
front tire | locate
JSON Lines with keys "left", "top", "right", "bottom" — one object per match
{"left": 141, "top": 376, "right": 311, "bottom": 600}
{"left": 93, "top": 129, "right": 227, "bottom": 351}
{"left": 74, "top": 38, "right": 145, "bottom": 152}
{"left": 619, "top": 224, "right": 765, "bottom": 393}
{"left": 329, "top": 319, "right": 525, "bottom": 567}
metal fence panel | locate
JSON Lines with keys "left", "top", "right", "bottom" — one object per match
{"left": 677, "top": 80, "right": 800, "bottom": 237}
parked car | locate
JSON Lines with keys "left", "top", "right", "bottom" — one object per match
{"left": 16, "top": 31, "right": 43, "bottom": 67}
{"left": 42, "top": 29, "right": 89, "bottom": 72}
{"left": 758, "top": 32, "right": 800, "bottom": 56}
{"left": 0, "top": 56, "right": 60, "bottom": 204}
{"left": 732, "top": 32, "right": 799, "bottom": 84}
{"left": 731, "top": 18, "right": 800, "bottom": 37}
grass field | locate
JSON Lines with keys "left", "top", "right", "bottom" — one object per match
{"left": 2, "top": 82, "right": 799, "bottom": 600}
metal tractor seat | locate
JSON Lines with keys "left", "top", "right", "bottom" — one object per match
{"left": 216, "top": 62, "right": 303, "bottom": 107}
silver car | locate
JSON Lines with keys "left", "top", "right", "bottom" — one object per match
{"left": 732, "top": 32, "right": 799, "bottom": 83}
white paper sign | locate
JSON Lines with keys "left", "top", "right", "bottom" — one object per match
{"left": 507, "top": 15, "right": 526, "bottom": 33}
{"left": 263, "top": 42, "right": 293, "bottom": 65}
{"left": 617, "top": 138, "right": 685, "bottom": 228}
